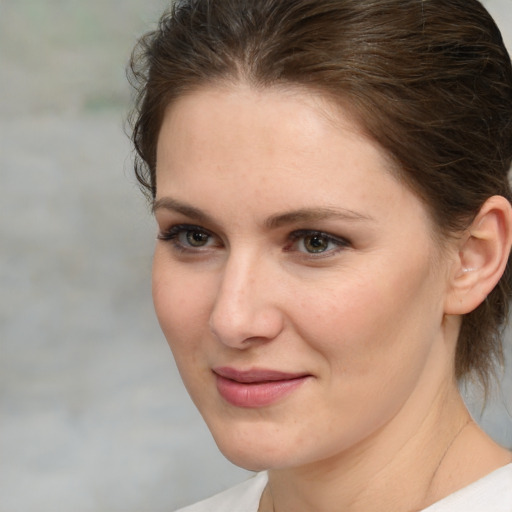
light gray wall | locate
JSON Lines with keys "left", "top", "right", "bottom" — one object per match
{"left": 1, "top": 1, "right": 511, "bottom": 510}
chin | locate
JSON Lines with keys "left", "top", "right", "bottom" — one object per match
{"left": 206, "top": 419, "right": 294, "bottom": 471}
{"left": 222, "top": 451, "right": 272, "bottom": 473}
{"left": 208, "top": 418, "right": 328, "bottom": 473}
{"left": 218, "top": 444, "right": 289, "bottom": 472}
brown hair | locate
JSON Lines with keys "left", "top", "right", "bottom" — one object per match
{"left": 128, "top": 0, "right": 512, "bottom": 388}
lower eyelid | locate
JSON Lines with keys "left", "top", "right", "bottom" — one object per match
{"left": 158, "top": 227, "right": 348, "bottom": 255}
{"left": 157, "top": 226, "right": 226, "bottom": 253}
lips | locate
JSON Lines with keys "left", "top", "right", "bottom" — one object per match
{"left": 213, "top": 367, "right": 310, "bottom": 408}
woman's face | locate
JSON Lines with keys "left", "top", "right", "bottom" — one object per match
{"left": 153, "top": 85, "right": 456, "bottom": 471}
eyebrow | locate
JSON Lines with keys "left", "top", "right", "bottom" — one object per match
{"left": 265, "top": 207, "right": 373, "bottom": 229}
{"left": 152, "top": 197, "right": 212, "bottom": 223}
{"left": 152, "top": 197, "right": 373, "bottom": 228}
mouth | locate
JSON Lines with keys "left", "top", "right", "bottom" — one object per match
{"left": 212, "top": 367, "right": 311, "bottom": 408}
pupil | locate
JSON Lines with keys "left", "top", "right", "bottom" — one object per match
{"left": 306, "top": 235, "right": 328, "bottom": 253}
{"left": 187, "top": 230, "right": 208, "bottom": 246}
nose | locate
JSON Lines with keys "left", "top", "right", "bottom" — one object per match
{"left": 209, "top": 253, "right": 285, "bottom": 348}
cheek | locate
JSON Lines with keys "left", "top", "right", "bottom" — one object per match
{"left": 152, "top": 256, "right": 212, "bottom": 358}
{"left": 287, "top": 269, "right": 443, "bottom": 444}
{"left": 152, "top": 268, "right": 217, "bottom": 408}
{"left": 296, "top": 255, "right": 444, "bottom": 381}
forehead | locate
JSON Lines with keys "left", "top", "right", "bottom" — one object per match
{"left": 156, "top": 84, "right": 391, "bottom": 181}
{"left": 155, "top": 84, "right": 436, "bottom": 237}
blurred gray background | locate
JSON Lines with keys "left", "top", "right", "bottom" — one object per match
{"left": 0, "top": 1, "right": 511, "bottom": 510}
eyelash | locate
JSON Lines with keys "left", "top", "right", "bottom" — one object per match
{"left": 157, "top": 224, "right": 350, "bottom": 257}
{"left": 157, "top": 224, "right": 220, "bottom": 252}
{"left": 285, "top": 229, "right": 350, "bottom": 257}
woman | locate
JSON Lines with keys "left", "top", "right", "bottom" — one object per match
{"left": 128, "top": 0, "right": 512, "bottom": 510}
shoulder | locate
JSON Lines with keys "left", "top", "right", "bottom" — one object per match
{"left": 174, "top": 472, "right": 268, "bottom": 512}
{"left": 422, "top": 463, "right": 512, "bottom": 512}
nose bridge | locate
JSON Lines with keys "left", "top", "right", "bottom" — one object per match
{"left": 209, "top": 248, "right": 283, "bottom": 347}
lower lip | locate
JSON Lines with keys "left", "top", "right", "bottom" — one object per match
{"left": 215, "top": 375, "right": 309, "bottom": 408}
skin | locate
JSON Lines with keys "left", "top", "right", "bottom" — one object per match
{"left": 152, "top": 84, "right": 512, "bottom": 512}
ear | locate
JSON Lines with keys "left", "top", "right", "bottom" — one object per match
{"left": 444, "top": 195, "right": 512, "bottom": 315}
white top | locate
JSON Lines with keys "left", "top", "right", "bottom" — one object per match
{"left": 174, "top": 463, "right": 512, "bottom": 512}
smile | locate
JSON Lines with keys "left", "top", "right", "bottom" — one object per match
{"left": 213, "top": 367, "right": 311, "bottom": 408}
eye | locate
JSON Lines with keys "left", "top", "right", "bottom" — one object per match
{"left": 302, "top": 234, "right": 333, "bottom": 253}
{"left": 157, "top": 224, "right": 220, "bottom": 251}
{"left": 183, "top": 229, "right": 210, "bottom": 247}
{"left": 287, "top": 230, "right": 349, "bottom": 256}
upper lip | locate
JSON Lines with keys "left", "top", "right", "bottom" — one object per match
{"left": 212, "top": 366, "right": 310, "bottom": 383}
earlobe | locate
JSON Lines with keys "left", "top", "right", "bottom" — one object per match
{"left": 444, "top": 195, "right": 512, "bottom": 315}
